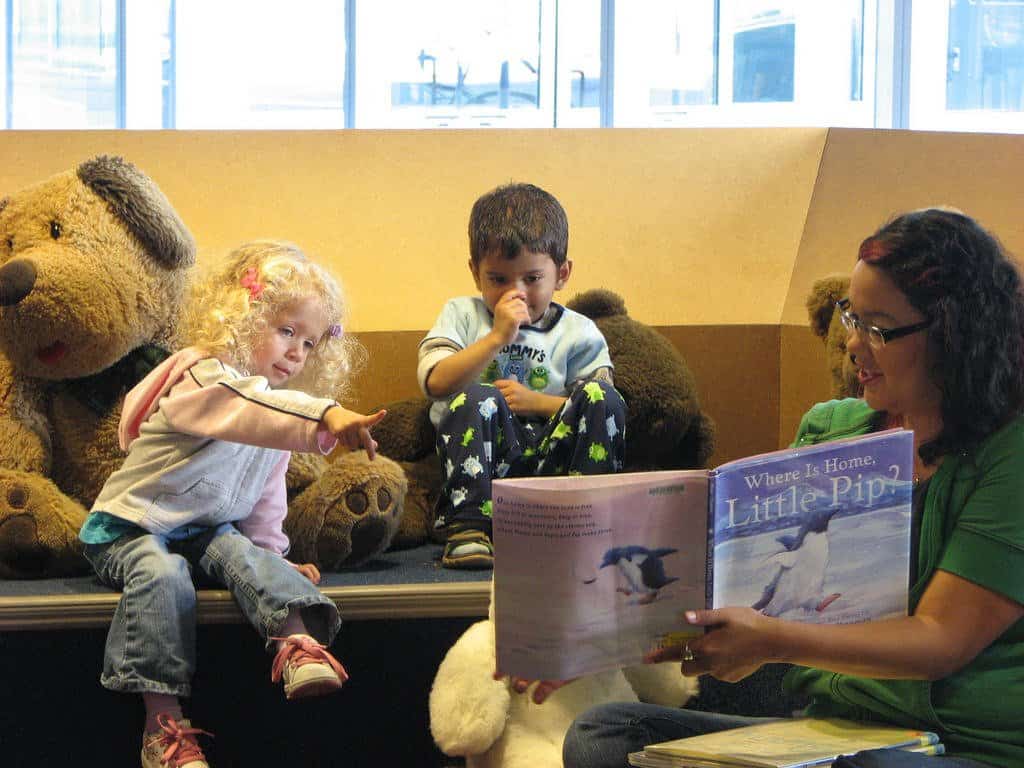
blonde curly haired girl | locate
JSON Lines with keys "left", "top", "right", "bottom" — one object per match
{"left": 80, "top": 239, "right": 386, "bottom": 768}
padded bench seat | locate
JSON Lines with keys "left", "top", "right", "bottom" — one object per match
{"left": 0, "top": 543, "right": 490, "bottom": 630}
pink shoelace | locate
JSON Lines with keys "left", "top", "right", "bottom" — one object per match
{"left": 152, "top": 714, "right": 212, "bottom": 767}
{"left": 270, "top": 634, "right": 349, "bottom": 684}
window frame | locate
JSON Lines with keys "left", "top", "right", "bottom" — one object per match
{"left": 0, "top": 0, "right": 1022, "bottom": 133}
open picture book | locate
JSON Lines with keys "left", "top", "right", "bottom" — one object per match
{"left": 627, "top": 716, "right": 943, "bottom": 768}
{"left": 492, "top": 429, "right": 914, "bottom": 680}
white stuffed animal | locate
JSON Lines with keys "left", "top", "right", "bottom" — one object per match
{"left": 429, "top": 598, "right": 698, "bottom": 768}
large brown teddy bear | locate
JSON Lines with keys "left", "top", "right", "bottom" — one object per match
{"left": 375, "top": 288, "right": 716, "bottom": 548}
{"left": 806, "top": 275, "right": 861, "bottom": 400}
{"left": 0, "top": 157, "right": 405, "bottom": 578}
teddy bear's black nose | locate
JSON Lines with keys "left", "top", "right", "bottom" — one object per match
{"left": 0, "top": 258, "right": 37, "bottom": 306}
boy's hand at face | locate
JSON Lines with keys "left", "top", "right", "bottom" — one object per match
{"left": 323, "top": 406, "right": 387, "bottom": 459}
{"left": 494, "top": 379, "right": 566, "bottom": 419}
{"left": 491, "top": 290, "right": 531, "bottom": 344}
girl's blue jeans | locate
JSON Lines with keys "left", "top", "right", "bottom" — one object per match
{"left": 84, "top": 522, "right": 341, "bottom": 697}
{"left": 562, "top": 702, "right": 990, "bottom": 768}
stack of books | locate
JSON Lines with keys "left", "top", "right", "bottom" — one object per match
{"left": 628, "top": 717, "right": 944, "bottom": 768}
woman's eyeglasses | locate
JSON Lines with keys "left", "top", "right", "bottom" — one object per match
{"left": 836, "top": 298, "right": 930, "bottom": 350}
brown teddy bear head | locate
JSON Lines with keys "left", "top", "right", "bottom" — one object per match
{"left": 0, "top": 156, "right": 195, "bottom": 380}
{"left": 567, "top": 289, "right": 716, "bottom": 470}
{"left": 806, "top": 275, "right": 861, "bottom": 400}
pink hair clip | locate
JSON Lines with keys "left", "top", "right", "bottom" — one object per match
{"left": 240, "top": 267, "right": 264, "bottom": 300}
{"left": 327, "top": 323, "right": 343, "bottom": 338}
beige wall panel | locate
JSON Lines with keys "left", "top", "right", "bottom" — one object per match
{"left": 1, "top": 128, "right": 824, "bottom": 331}
{"left": 782, "top": 128, "right": 1024, "bottom": 325}
{"left": 779, "top": 325, "right": 834, "bottom": 448}
{"left": 656, "top": 325, "right": 781, "bottom": 467}
{"left": 349, "top": 331, "right": 425, "bottom": 411}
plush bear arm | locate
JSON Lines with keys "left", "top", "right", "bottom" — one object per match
{"left": 372, "top": 397, "right": 436, "bottom": 462}
{"left": 285, "top": 451, "right": 326, "bottom": 494}
{"left": 429, "top": 619, "right": 511, "bottom": 756}
{"left": 622, "top": 662, "right": 699, "bottom": 707}
{"left": 0, "top": 356, "right": 51, "bottom": 473}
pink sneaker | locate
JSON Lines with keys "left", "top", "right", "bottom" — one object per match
{"left": 141, "top": 714, "right": 212, "bottom": 768}
{"left": 271, "top": 634, "right": 349, "bottom": 700}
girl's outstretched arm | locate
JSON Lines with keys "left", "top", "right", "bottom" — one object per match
{"left": 158, "top": 358, "right": 349, "bottom": 454}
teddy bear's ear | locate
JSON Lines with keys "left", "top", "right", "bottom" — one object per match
{"left": 805, "top": 275, "right": 851, "bottom": 339}
{"left": 567, "top": 289, "right": 628, "bottom": 319}
{"left": 77, "top": 155, "right": 195, "bottom": 270}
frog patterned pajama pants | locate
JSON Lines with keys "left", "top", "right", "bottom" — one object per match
{"left": 434, "top": 380, "right": 626, "bottom": 536}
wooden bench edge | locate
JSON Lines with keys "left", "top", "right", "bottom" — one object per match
{"left": 0, "top": 581, "right": 490, "bottom": 631}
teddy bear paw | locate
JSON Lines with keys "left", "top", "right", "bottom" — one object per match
{"left": 284, "top": 452, "right": 408, "bottom": 570}
{"left": 328, "top": 476, "right": 399, "bottom": 566}
{"left": 0, "top": 469, "right": 88, "bottom": 578}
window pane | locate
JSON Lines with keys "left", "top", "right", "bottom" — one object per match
{"left": 911, "top": 0, "right": 1024, "bottom": 132}
{"left": 718, "top": 0, "right": 868, "bottom": 123}
{"left": 614, "top": 0, "right": 717, "bottom": 126}
{"left": 121, "top": 1, "right": 172, "bottom": 129}
{"left": 10, "top": 0, "right": 118, "bottom": 128}
{"left": 616, "top": 0, "right": 871, "bottom": 127}
{"left": 356, "top": 0, "right": 549, "bottom": 128}
{"left": 172, "top": 0, "right": 345, "bottom": 129}
{"left": 555, "top": 0, "right": 601, "bottom": 127}
{"left": 731, "top": 6, "right": 796, "bottom": 102}
{"left": 947, "top": 0, "right": 1024, "bottom": 112}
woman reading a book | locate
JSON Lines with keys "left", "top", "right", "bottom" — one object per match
{"left": 561, "top": 209, "right": 1024, "bottom": 768}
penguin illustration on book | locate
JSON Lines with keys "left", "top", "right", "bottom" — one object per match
{"left": 752, "top": 506, "right": 842, "bottom": 617}
{"left": 589, "top": 546, "right": 679, "bottom": 605}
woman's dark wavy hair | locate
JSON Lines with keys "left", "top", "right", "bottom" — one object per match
{"left": 858, "top": 208, "right": 1024, "bottom": 463}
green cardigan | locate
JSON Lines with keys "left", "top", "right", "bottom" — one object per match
{"left": 783, "top": 399, "right": 1024, "bottom": 767}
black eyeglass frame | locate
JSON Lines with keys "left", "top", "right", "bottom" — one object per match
{"left": 836, "top": 298, "right": 931, "bottom": 349}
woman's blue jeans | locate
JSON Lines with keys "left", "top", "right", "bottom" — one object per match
{"left": 562, "top": 702, "right": 990, "bottom": 768}
{"left": 84, "top": 523, "right": 341, "bottom": 697}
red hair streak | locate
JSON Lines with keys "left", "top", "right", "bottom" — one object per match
{"left": 858, "top": 238, "right": 888, "bottom": 263}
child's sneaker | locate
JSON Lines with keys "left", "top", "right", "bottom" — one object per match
{"left": 271, "top": 634, "right": 349, "bottom": 700}
{"left": 442, "top": 529, "right": 494, "bottom": 570}
{"left": 141, "top": 715, "right": 211, "bottom": 768}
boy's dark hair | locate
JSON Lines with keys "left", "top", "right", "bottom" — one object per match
{"left": 859, "top": 208, "right": 1024, "bottom": 463}
{"left": 468, "top": 183, "right": 569, "bottom": 266}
